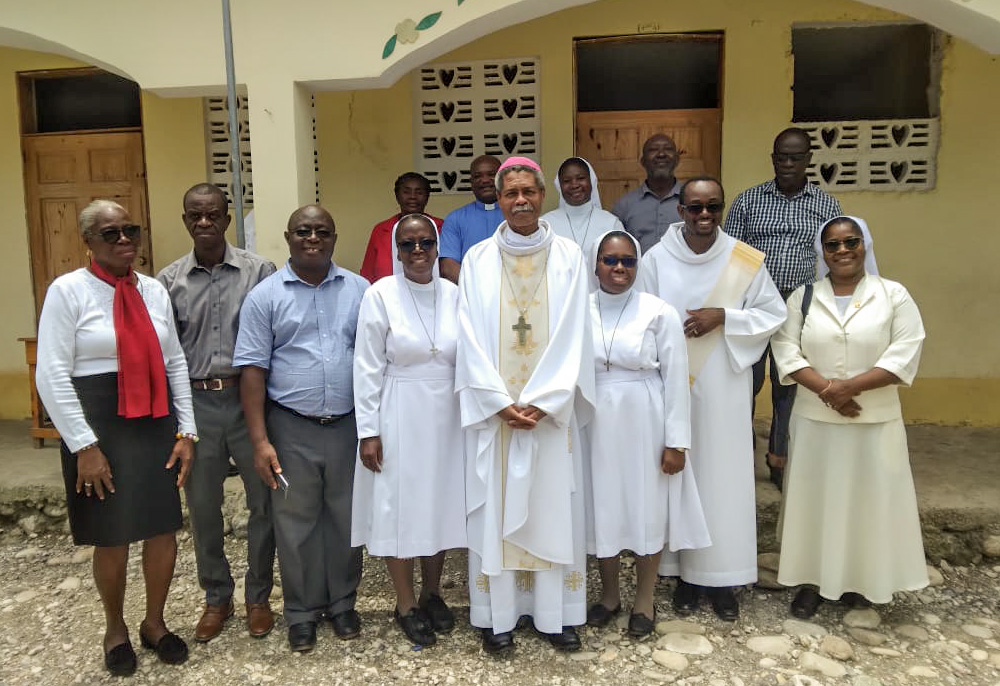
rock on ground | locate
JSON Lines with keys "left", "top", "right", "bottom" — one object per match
{"left": 783, "top": 619, "right": 828, "bottom": 637}
{"left": 820, "top": 635, "right": 854, "bottom": 660}
{"left": 656, "top": 632, "right": 713, "bottom": 655}
{"left": 651, "top": 649, "right": 690, "bottom": 672}
{"left": 799, "top": 651, "right": 847, "bottom": 678}
{"left": 843, "top": 608, "right": 882, "bottom": 629}
{"left": 847, "top": 628, "right": 889, "bottom": 646}
{"left": 746, "top": 635, "right": 793, "bottom": 656}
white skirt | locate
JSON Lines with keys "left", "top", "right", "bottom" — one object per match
{"left": 777, "top": 415, "right": 929, "bottom": 603}
{"left": 351, "top": 372, "right": 467, "bottom": 558}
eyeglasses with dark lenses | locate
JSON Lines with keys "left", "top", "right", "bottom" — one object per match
{"left": 822, "top": 237, "right": 863, "bottom": 253}
{"left": 292, "top": 227, "right": 334, "bottom": 239}
{"left": 681, "top": 202, "right": 725, "bottom": 215}
{"left": 94, "top": 225, "right": 141, "bottom": 244}
{"left": 397, "top": 238, "right": 438, "bottom": 253}
{"left": 599, "top": 255, "right": 639, "bottom": 268}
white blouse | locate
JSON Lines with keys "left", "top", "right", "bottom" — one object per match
{"left": 35, "top": 268, "right": 197, "bottom": 452}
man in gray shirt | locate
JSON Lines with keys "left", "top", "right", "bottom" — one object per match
{"left": 157, "top": 183, "right": 277, "bottom": 643}
{"left": 612, "top": 133, "right": 683, "bottom": 254}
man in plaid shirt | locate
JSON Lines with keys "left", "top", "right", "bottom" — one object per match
{"left": 723, "top": 128, "right": 842, "bottom": 490}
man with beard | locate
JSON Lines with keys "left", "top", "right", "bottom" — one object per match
{"left": 439, "top": 155, "right": 504, "bottom": 283}
{"left": 612, "top": 134, "right": 683, "bottom": 254}
{"left": 234, "top": 205, "right": 368, "bottom": 653}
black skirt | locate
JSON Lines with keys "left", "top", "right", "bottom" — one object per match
{"left": 60, "top": 373, "right": 182, "bottom": 547}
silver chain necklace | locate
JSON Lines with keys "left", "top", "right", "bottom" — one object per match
{"left": 597, "top": 291, "right": 633, "bottom": 371}
{"left": 564, "top": 207, "right": 595, "bottom": 247}
{"left": 405, "top": 280, "right": 439, "bottom": 356}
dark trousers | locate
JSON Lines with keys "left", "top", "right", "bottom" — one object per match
{"left": 187, "top": 387, "right": 275, "bottom": 606}
{"left": 751, "top": 344, "right": 796, "bottom": 457}
{"left": 266, "top": 405, "right": 363, "bottom": 625}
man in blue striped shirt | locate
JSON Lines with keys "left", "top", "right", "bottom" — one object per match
{"left": 723, "top": 128, "right": 842, "bottom": 489}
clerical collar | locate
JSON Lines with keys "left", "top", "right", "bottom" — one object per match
{"left": 505, "top": 226, "right": 545, "bottom": 247}
{"left": 478, "top": 201, "right": 497, "bottom": 211}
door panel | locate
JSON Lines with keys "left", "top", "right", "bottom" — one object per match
{"left": 23, "top": 131, "right": 151, "bottom": 319}
{"left": 576, "top": 108, "right": 722, "bottom": 211}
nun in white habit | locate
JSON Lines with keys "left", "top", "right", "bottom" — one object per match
{"left": 352, "top": 214, "right": 466, "bottom": 647}
{"left": 542, "top": 157, "right": 624, "bottom": 281}
{"left": 582, "top": 229, "right": 710, "bottom": 638}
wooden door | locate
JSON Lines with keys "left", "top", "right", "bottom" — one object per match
{"left": 22, "top": 131, "right": 152, "bottom": 318}
{"left": 576, "top": 109, "right": 722, "bottom": 210}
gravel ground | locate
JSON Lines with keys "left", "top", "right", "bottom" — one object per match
{"left": 1, "top": 530, "right": 999, "bottom": 686}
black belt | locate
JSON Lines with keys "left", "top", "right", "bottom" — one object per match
{"left": 270, "top": 400, "right": 353, "bottom": 425}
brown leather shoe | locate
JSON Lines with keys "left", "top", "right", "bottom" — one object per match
{"left": 246, "top": 602, "right": 274, "bottom": 638}
{"left": 195, "top": 601, "right": 235, "bottom": 642}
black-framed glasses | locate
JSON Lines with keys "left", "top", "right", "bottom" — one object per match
{"left": 292, "top": 227, "right": 334, "bottom": 239}
{"left": 599, "top": 255, "right": 639, "bottom": 268}
{"left": 771, "top": 153, "right": 810, "bottom": 164}
{"left": 397, "top": 238, "right": 437, "bottom": 253}
{"left": 681, "top": 202, "right": 725, "bottom": 215}
{"left": 92, "top": 224, "right": 141, "bottom": 244}
{"left": 822, "top": 236, "right": 863, "bottom": 253}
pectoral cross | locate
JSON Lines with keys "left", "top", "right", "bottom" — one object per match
{"left": 512, "top": 313, "right": 531, "bottom": 348}
{"left": 604, "top": 358, "right": 612, "bottom": 371}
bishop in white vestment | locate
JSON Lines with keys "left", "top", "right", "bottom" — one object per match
{"left": 639, "top": 177, "right": 786, "bottom": 621}
{"left": 456, "top": 157, "right": 595, "bottom": 654}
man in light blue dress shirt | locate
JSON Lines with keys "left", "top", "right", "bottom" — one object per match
{"left": 234, "top": 204, "right": 369, "bottom": 653}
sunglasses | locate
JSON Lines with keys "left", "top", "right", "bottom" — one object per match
{"left": 599, "top": 255, "right": 639, "bottom": 268}
{"left": 397, "top": 238, "right": 437, "bottom": 253}
{"left": 681, "top": 202, "right": 725, "bottom": 215}
{"left": 822, "top": 237, "right": 863, "bottom": 253}
{"left": 292, "top": 227, "right": 334, "bottom": 239}
{"left": 91, "top": 224, "right": 141, "bottom": 244}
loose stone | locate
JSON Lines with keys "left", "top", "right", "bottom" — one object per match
{"left": 783, "top": 619, "right": 827, "bottom": 638}
{"left": 905, "top": 666, "right": 939, "bottom": 678}
{"left": 746, "top": 636, "right": 793, "bottom": 656}
{"left": 652, "top": 649, "right": 690, "bottom": 672}
{"left": 655, "top": 620, "right": 706, "bottom": 636}
{"left": 869, "top": 648, "right": 901, "bottom": 657}
{"left": 894, "top": 624, "right": 929, "bottom": 641}
{"left": 56, "top": 577, "right": 80, "bottom": 591}
{"left": 820, "top": 635, "right": 854, "bottom": 661}
{"left": 843, "top": 608, "right": 881, "bottom": 629}
{"left": 962, "top": 624, "right": 994, "bottom": 640}
{"left": 846, "top": 628, "right": 888, "bottom": 646}
{"left": 970, "top": 649, "right": 988, "bottom": 661}
{"left": 656, "top": 633, "right": 713, "bottom": 656}
{"left": 570, "top": 651, "right": 599, "bottom": 661}
{"left": 799, "top": 651, "right": 847, "bottom": 678}
{"left": 926, "top": 565, "right": 945, "bottom": 587}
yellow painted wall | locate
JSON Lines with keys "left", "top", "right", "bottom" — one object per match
{"left": 317, "top": 0, "right": 1000, "bottom": 425}
{"left": 0, "top": 47, "right": 206, "bottom": 419}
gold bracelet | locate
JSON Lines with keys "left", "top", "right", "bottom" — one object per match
{"left": 176, "top": 432, "right": 200, "bottom": 443}
{"left": 819, "top": 380, "right": 833, "bottom": 396}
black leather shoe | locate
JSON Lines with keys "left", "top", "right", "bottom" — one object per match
{"left": 395, "top": 608, "right": 436, "bottom": 646}
{"left": 545, "top": 626, "right": 582, "bottom": 652}
{"left": 791, "top": 587, "right": 824, "bottom": 619}
{"left": 330, "top": 609, "right": 361, "bottom": 640}
{"left": 104, "top": 641, "right": 137, "bottom": 677}
{"left": 672, "top": 580, "right": 701, "bottom": 616}
{"left": 139, "top": 629, "right": 188, "bottom": 665}
{"left": 839, "top": 591, "right": 871, "bottom": 608}
{"left": 288, "top": 621, "right": 317, "bottom": 652}
{"left": 481, "top": 628, "right": 515, "bottom": 655}
{"left": 708, "top": 586, "right": 739, "bottom": 621}
{"left": 586, "top": 602, "right": 622, "bottom": 628}
{"left": 419, "top": 593, "right": 455, "bottom": 633}
{"left": 627, "top": 612, "right": 656, "bottom": 638}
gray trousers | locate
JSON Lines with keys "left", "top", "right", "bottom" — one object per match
{"left": 266, "top": 404, "right": 363, "bottom": 625}
{"left": 187, "top": 387, "right": 275, "bottom": 606}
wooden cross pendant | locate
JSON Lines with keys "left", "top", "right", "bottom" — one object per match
{"left": 512, "top": 313, "right": 531, "bottom": 347}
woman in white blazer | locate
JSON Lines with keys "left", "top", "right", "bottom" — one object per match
{"left": 771, "top": 216, "right": 927, "bottom": 619}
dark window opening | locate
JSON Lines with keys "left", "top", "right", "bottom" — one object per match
{"left": 576, "top": 34, "right": 723, "bottom": 112}
{"left": 792, "top": 24, "right": 938, "bottom": 122}
{"left": 26, "top": 71, "right": 141, "bottom": 133}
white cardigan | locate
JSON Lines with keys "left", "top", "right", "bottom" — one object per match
{"left": 771, "top": 274, "right": 924, "bottom": 424}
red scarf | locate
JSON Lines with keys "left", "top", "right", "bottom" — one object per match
{"left": 90, "top": 260, "right": 169, "bottom": 418}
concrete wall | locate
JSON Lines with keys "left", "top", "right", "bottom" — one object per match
{"left": 0, "top": 47, "right": 206, "bottom": 419}
{"left": 316, "top": 0, "right": 1000, "bottom": 425}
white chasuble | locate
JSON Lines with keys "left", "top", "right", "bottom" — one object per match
{"left": 457, "top": 220, "right": 595, "bottom": 633}
{"left": 640, "top": 224, "right": 786, "bottom": 586}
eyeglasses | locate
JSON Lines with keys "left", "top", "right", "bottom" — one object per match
{"left": 771, "top": 153, "right": 810, "bottom": 164}
{"left": 292, "top": 227, "right": 334, "bottom": 239}
{"left": 681, "top": 202, "right": 725, "bottom": 215}
{"left": 91, "top": 224, "right": 141, "bottom": 244}
{"left": 599, "top": 255, "right": 639, "bottom": 268}
{"left": 397, "top": 238, "right": 437, "bottom": 253}
{"left": 822, "top": 237, "right": 863, "bottom": 253}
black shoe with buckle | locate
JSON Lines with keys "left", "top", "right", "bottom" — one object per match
{"left": 419, "top": 593, "right": 455, "bottom": 633}
{"left": 481, "top": 628, "right": 515, "bottom": 655}
{"left": 672, "top": 580, "right": 701, "bottom": 616}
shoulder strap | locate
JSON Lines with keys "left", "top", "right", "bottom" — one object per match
{"left": 801, "top": 283, "right": 814, "bottom": 319}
